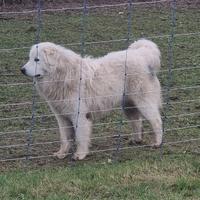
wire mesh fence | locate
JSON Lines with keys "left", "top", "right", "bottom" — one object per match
{"left": 0, "top": 0, "right": 200, "bottom": 170}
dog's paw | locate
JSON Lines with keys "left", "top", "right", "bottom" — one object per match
{"left": 73, "top": 152, "right": 88, "bottom": 160}
{"left": 53, "top": 151, "right": 66, "bottom": 159}
{"left": 151, "top": 142, "right": 162, "bottom": 149}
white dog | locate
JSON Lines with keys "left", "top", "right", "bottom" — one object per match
{"left": 21, "top": 39, "right": 162, "bottom": 160}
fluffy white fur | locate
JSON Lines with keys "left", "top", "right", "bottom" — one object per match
{"left": 21, "top": 39, "right": 162, "bottom": 160}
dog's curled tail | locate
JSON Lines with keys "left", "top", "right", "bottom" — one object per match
{"left": 129, "top": 39, "right": 161, "bottom": 73}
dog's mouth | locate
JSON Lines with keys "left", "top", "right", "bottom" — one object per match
{"left": 20, "top": 68, "right": 42, "bottom": 78}
{"left": 35, "top": 74, "right": 41, "bottom": 78}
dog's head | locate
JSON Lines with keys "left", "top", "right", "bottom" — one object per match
{"left": 21, "top": 42, "right": 59, "bottom": 78}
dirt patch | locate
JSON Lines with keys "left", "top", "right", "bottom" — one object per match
{"left": 0, "top": 0, "right": 200, "bottom": 12}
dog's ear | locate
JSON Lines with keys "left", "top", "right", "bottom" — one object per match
{"left": 42, "top": 47, "right": 57, "bottom": 66}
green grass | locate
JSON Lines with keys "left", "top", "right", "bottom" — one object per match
{"left": 1, "top": 155, "right": 200, "bottom": 200}
{"left": 0, "top": 3, "right": 200, "bottom": 199}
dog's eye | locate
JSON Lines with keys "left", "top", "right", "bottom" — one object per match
{"left": 34, "top": 58, "right": 40, "bottom": 62}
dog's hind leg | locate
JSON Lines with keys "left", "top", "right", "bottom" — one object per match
{"left": 73, "top": 114, "right": 92, "bottom": 160}
{"left": 123, "top": 100, "right": 143, "bottom": 144}
{"left": 134, "top": 101, "right": 162, "bottom": 147}
{"left": 54, "top": 115, "right": 73, "bottom": 159}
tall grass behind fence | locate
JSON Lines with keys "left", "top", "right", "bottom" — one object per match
{"left": 0, "top": 0, "right": 199, "bottom": 170}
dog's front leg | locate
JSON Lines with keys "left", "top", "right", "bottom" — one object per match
{"left": 53, "top": 115, "right": 73, "bottom": 159}
{"left": 73, "top": 115, "right": 92, "bottom": 160}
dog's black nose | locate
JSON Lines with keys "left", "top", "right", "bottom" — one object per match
{"left": 21, "top": 68, "right": 26, "bottom": 75}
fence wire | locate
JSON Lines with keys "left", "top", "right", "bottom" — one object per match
{"left": 0, "top": 32, "right": 200, "bottom": 53}
{"left": 0, "top": 0, "right": 200, "bottom": 168}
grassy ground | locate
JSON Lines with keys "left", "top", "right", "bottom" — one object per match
{"left": 0, "top": 2, "right": 200, "bottom": 199}
{"left": 1, "top": 155, "right": 200, "bottom": 200}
